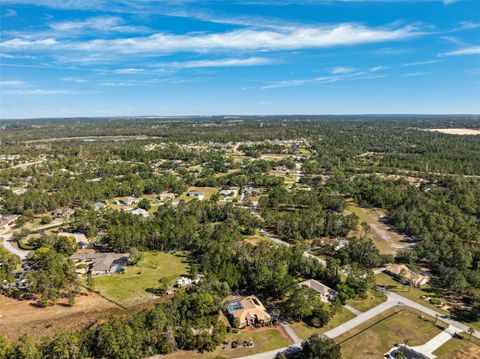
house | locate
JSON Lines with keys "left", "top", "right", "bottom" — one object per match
{"left": 51, "top": 208, "right": 74, "bottom": 218}
{"left": 70, "top": 253, "right": 130, "bottom": 276}
{"left": 313, "top": 237, "right": 347, "bottom": 251}
{"left": 385, "top": 345, "right": 431, "bottom": 359}
{"left": 299, "top": 279, "right": 337, "bottom": 303}
{"left": 243, "top": 187, "right": 260, "bottom": 196}
{"left": 119, "top": 196, "right": 139, "bottom": 206}
{"left": 219, "top": 187, "right": 239, "bottom": 197}
{"left": 158, "top": 193, "right": 175, "bottom": 201}
{"left": 384, "top": 264, "right": 431, "bottom": 287}
{"left": 128, "top": 207, "right": 150, "bottom": 217}
{"left": 224, "top": 296, "right": 271, "bottom": 328}
{"left": 175, "top": 277, "right": 192, "bottom": 287}
{"left": 94, "top": 202, "right": 107, "bottom": 211}
{"left": 188, "top": 191, "right": 205, "bottom": 200}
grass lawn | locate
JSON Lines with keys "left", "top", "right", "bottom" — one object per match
{"left": 346, "top": 289, "right": 387, "bottom": 312}
{"left": 92, "top": 251, "right": 188, "bottom": 306}
{"left": 375, "top": 272, "right": 449, "bottom": 315}
{"left": 291, "top": 307, "right": 356, "bottom": 340}
{"left": 434, "top": 332, "right": 480, "bottom": 359}
{"left": 338, "top": 309, "right": 444, "bottom": 359}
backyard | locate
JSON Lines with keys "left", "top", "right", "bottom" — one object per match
{"left": 92, "top": 251, "right": 188, "bottom": 306}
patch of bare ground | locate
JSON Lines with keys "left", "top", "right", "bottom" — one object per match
{"left": 0, "top": 292, "right": 119, "bottom": 340}
{"left": 345, "top": 202, "right": 414, "bottom": 255}
{"left": 425, "top": 128, "right": 480, "bottom": 135}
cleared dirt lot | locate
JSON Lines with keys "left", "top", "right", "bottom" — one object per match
{"left": 0, "top": 293, "right": 118, "bottom": 340}
{"left": 346, "top": 202, "right": 413, "bottom": 255}
{"left": 425, "top": 128, "right": 480, "bottom": 135}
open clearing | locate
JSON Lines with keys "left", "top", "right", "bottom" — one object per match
{"left": 346, "top": 202, "right": 413, "bottom": 255}
{"left": 155, "top": 327, "right": 290, "bottom": 359}
{"left": 425, "top": 128, "right": 480, "bottom": 135}
{"left": 92, "top": 252, "right": 188, "bottom": 306}
{"left": 0, "top": 292, "right": 117, "bottom": 340}
{"left": 337, "top": 309, "right": 444, "bottom": 359}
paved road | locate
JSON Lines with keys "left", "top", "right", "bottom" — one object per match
{"left": 1, "top": 232, "right": 29, "bottom": 260}
{"left": 259, "top": 229, "right": 327, "bottom": 266}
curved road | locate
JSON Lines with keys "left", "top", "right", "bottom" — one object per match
{"left": 1, "top": 233, "right": 29, "bottom": 260}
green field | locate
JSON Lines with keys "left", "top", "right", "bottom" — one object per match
{"left": 92, "top": 251, "right": 188, "bottom": 305}
{"left": 346, "top": 289, "right": 387, "bottom": 312}
{"left": 291, "top": 307, "right": 356, "bottom": 340}
{"left": 338, "top": 309, "right": 444, "bottom": 359}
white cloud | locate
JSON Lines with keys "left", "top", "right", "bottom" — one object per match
{"left": 330, "top": 66, "right": 354, "bottom": 75}
{"left": 369, "top": 66, "right": 387, "bottom": 72}
{"left": 115, "top": 68, "right": 145, "bottom": 74}
{"left": 61, "top": 76, "right": 87, "bottom": 83}
{"left": 49, "top": 16, "right": 149, "bottom": 34}
{"left": 2, "top": 89, "right": 75, "bottom": 95}
{"left": 169, "top": 57, "right": 274, "bottom": 69}
{"left": 0, "top": 23, "right": 422, "bottom": 57}
{"left": 442, "top": 46, "right": 480, "bottom": 56}
{"left": 1, "top": 9, "right": 17, "bottom": 18}
{"left": 404, "top": 71, "right": 431, "bottom": 77}
{"left": 401, "top": 60, "right": 440, "bottom": 67}
{"left": 0, "top": 80, "right": 28, "bottom": 87}
{"left": 443, "top": 0, "right": 459, "bottom": 5}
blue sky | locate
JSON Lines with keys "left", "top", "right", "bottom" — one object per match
{"left": 0, "top": 0, "right": 479, "bottom": 118}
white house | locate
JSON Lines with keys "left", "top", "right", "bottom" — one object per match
{"left": 175, "top": 277, "right": 192, "bottom": 287}
{"left": 128, "top": 208, "right": 150, "bottom": 217}
{"left": 188, "top": 191, "right": 205, "bottom": 201}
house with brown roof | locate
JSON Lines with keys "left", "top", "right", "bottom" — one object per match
{"left": 70, "top": 253, "right": 130, "bottom": 276}
{"left": 224, "top": 296, "right": 271, "bottom": 328}
{"left": 299, "top": 279, "right": 337, "bottom": 302}
{"left": 385, "top": 264, "right": 430, "bottom": 287}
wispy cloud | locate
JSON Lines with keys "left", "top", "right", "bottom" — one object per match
{"left": 404, "top": 71, "right": 431, "bottom": 77}
{"left": 2, "top": 89, "right": 76, "bottom": 95}
{"left": 261, "top": 66, "right": 387, "bottom": 89}
{"left": 401, "top": 59, "right": 440, "bottom": 67}
{"left": 0, "top": 23, "right": 423, "bottom": 58}
{"left": 441, "top": 46, "right": 480, "bottom": 56}
{"left": 49, "top": 16, "right": 149, "bottom": 34}
{"left": 1, "top": 8, "right": 17, "bottom": 18}
{"left": 0, "top": 80, "right": 29, "bottom": 87}
{"left": 168, "top": 57, "right": 274, "bottom": 69}
{"left": 61, "top": 76, "right": 87, "bottom": 83}
{"left": 329, "top": 66, "right": 353, "bottom": 75}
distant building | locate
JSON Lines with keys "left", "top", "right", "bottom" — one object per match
{"left": 158, "top": 193, "right": 175, "bottom": 201}
{"left": 188, "top": 191, "right": 205, "bottom": 200}
{"left": 299, "top": 279, "right": 337, "bottom": 303}
{"left": 128, "top": 207, "right": 150, "bottom": 217}
{"left": 219, "top": 187, "right": 239, "bottom": 197}
{"left": 118, "top": 196, "right": 139, "bottom": 206}
{"left": 175, "top": 277, "right": 192, "bottom": 287}
{"left": 94, "top": 202, "right": 107, "bottom": 211}
{"left": 51, "top": 208, "right": 74, "bottom": 218}
{"left": 70, "top": 253, "right": 130, "bottom": 276}
{"left": 385, "top": 345, "right": 431, "bottom": 359}
{"left": 243, "top": 187, "right": 260, "bottom": 196}
{"left": 385, "top": 264, "right": 430, "bottom": 287}
{"left": 224, "top": 296, "right": 271, "bottom": 328}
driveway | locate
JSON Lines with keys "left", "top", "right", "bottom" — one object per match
{"left": 1, "top": 233, "right": 29, "bottom": 260}
{"left": 410, "top": 325, "right": 463, "bottom": 357}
